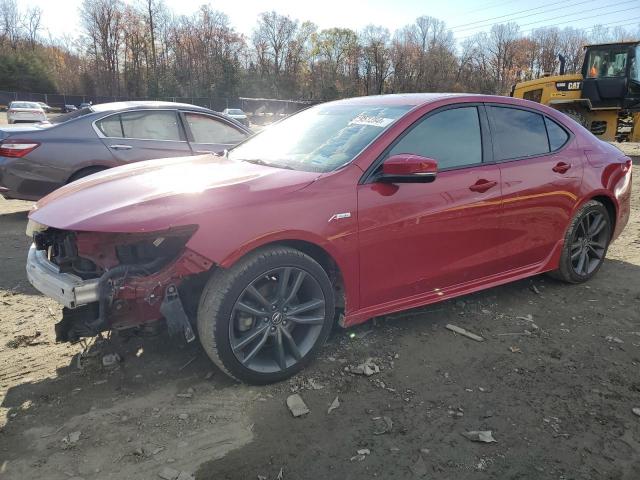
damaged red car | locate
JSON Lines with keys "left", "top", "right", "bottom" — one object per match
{"left": 26, "top": 93, "right": 632, "bottom": 384}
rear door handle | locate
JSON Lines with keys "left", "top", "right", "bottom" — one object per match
{"left": 110, "top": 144, "right": 132, "bottom": 151}
{"left": 552, "top": 162, "right": 571, "bottom": 173}
{"left": 469, "top": 179, "right": 498, "bottom": 193}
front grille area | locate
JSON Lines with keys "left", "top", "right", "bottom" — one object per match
{"left": 33, "top": 229, "right": 100, "bottom": 279}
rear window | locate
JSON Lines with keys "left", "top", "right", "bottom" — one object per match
{"left": 490, "top": 107, "right": 549, "bottom": 160}
{"left": 545, "top": 117, "right": 569, "bottom": 151}
{"left": 10, "top": 102, "right": 40, "bottom": 109}
{"left": 49, "top": 107, "right": 93, "bottom": 124}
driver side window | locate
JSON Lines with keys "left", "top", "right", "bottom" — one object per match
{"left": 388, "top": 107, "right": 482, "bottom": 169}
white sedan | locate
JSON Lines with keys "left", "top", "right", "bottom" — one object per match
{"left": 222, "top": 108, "right": 249, "bottom": 127}
{"left": 7, "top": 101, "right": 47, "bottom": 124}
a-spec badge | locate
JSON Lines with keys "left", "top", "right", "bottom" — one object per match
{"left": 328, "top": 212, "right": 352, "bottom": 222}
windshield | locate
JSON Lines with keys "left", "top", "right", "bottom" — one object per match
{"left": 226, "top": 109, "right": 244, "bottom": 115}
{"left": 631, "top": 45, "right": 640, "bottom": 82}
{"left": 11, "top": 102, "right": 40, "bottom": 109}
{"left": 228, "top": 103, "right": 411, "bottom": 172}
{"left": 586, "top": 46, "right": 628, "bottom": 78}
{"left": 48, "top": 107, "right": 93, "bottom": 124}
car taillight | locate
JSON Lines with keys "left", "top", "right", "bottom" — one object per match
{"left": 0, "top": 140, "right": 40, "bottom": 158}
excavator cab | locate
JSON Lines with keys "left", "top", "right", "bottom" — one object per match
{"left": 581, "top": 41, "right": 640, "bottom": 110}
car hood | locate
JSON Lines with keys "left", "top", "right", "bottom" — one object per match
{"left": 30, "top": 154, "right": 321, "bottom": 232}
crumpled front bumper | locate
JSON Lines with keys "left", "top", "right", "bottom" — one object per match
{"left": 26, "top": 244, "right": 99, "bottom": 308}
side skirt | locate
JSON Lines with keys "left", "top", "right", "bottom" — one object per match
{"left": 343, "top": 239, "right": 564, "bottom": 327}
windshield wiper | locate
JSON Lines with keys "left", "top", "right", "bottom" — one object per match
{"left": 239, "top": 158, "right": 295, "bottom": 170}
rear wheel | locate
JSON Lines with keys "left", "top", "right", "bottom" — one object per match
{"left": 197, "top": 246, "right": 335, "bottom": 384}
{"left": 550, "top": 200, "right": 611, "bottom": 283}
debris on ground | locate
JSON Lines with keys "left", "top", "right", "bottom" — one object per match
{"left": 445, "top": 324, "right": 484, "bottom": 342}
{"left": 372, "top": 415, "right": 393, "bottom": 435}
{"left": 348, "top": 358, "right": 380, "bottom": 376}
{"left": 6, "top": 331, "right": 43, "bottom": 348}
{"left": 410, "top": 455, "right": 428, "bottom": 476}
{"left": 306, "top": 378, "right": 324, "bottom": 390}
{"left": 516, "top": 314, "right": 533, "bottom": 322}
{"left": 350, "top": 448, "right": 370, "bottom": 461}
{"left": 158, "top": 467, "right": 180, "bottom": 480}
{"left": 176, "top": 472, "right": 195, "bottom": 480}
{"left": 286, "top": 394, "right": 310, "bottom": 417}
{"left": 102, "top": 353, "right": 121, "bottom": 367}
{"left": 530, "top": 284, "right": 540, "bottom": 294}
{"left": 509, "top": 346, "right": 521, "bottom": 353}
{"left": 461, "top": 430, "right": 497, "bottom": 443}
{"left": 177, "top": 388, "right": 194, "bottom": 398}
{"left": 605, "top": 335, "right": 624, "bottom": 344}
{"left": 327, "top": 396, "right": 340, "bottom": 414}
{"left": 632, "top": 407, "right": 640, "bottom": 417}
{"left": 62, "top": 430, "right": 81, "bottom": 448}
{"left": 275, "top": 467, "right": 284, "bottom": 480}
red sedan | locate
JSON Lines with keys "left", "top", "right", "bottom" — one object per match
{"left": 25, "top": 93, "right": 632, "bottom": 384}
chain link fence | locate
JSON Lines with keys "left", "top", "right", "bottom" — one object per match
{"left": 0, "top": 91, "right": 318, "bottom": 117}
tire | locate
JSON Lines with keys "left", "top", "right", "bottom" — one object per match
{"left": 67, "top": 166, "right": 107, "bottom": 184}
{"left": 197, "top": 246, "right": 336, "bottom": 384}
{"left": 549, "top": 200, "right": 611, "bottom": 283}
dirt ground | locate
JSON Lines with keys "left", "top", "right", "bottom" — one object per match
{"left": 1, "top": 148, "right": 639, "bottom": 480}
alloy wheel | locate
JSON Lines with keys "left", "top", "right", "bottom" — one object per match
{"left": 229, "top": 267, "right": 326, "bottom": 373}
{"left": 570, "top": 211, "right": 609, "bottom": 276}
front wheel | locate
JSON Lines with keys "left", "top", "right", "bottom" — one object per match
{"left": 197, "top": 246, "right": 335, "bottom": 384}
{"left": 550, "top": 200, "right": 611, "bottom": 283}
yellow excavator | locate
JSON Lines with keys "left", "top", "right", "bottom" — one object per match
{"left": 511, "top": 40, "right": 640, "bottom": 142}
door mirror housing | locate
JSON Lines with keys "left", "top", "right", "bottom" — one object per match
{"left": 378, "top": 154, "right": 438, "bottom": 183}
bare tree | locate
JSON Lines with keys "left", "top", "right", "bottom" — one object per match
{"left": 80, "top": 0, "right": 125, "bottom": 95}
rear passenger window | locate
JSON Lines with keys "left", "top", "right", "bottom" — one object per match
{"left": 388, "top": 106, "right": 482, "bottom": 169}
{"left": 545, "top": 117, "right": 569, "bottom": 151}
{"left": 120, "top": 111, "right": 182, "bottom": 141}
{"left": 96, "top": 115, "right": 123, "bottom": 137}
{"left": 490, "top": 107, "right": 549, "bottom": 160}
{"left": 183, "top": 113, "right": 247, "bottom": 144}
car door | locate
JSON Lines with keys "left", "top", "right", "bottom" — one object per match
{"left": 95, "top": 109, "right": 192, "bottom": 163}
{"left": 357, "top": 104, "right": 504, "bottom": 309}
{"left": 181, "top": 111, "right": 249, "bottom": 155}
{"left": 487, "top": 105, "right": 584, "bottom": 270}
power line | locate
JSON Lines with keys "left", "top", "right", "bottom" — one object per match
{"left": 453, "top": 0, "right": 635, "bottom": 33}
{"left": 516, "top": 1, "right": 638, "bottom": 29}
{"left": 518, "top": 15, "right": 640, "bottom": 36}
{"left": 462, "top": 0, "right": 522, "bottom": 16}
{"left": 457, "top": 6, "right": 639, "bottom": 41}
{"left": 451, "top": 0, "right": 597, "bottom": 30}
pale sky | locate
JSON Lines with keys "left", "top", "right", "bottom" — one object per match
{"left": 19, "top": 0, "right": 637, "bottom": 43}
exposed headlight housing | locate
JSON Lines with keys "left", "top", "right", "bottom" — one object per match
{"left": 26, "top": 219, "right": 48, "bottom": 237}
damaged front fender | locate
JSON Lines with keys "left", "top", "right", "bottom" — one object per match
{"left": 27, "top": 227, "right": 215, "bottom": 342}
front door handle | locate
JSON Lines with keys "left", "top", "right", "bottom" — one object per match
{"left": 110, "top": 144, "right": 132, "bottom": 151}
{"left": 469, "top": 179, "right": 497, "bottom": 193}
{"left": 552, "top": 162, "right": 571, "bottom": 173}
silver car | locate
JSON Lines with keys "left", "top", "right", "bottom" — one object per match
{"left": 222, "top": 108, "right": 250, "bottom": 127}
{"left": 0, "top": 101, "right": 251, "bottom": 201}
{"left": 7, "top": 101, "right": 47, "bottom": 124}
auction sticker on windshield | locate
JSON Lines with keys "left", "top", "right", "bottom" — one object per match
{"left": 349, "top": 114, "right": 395, "bottom": 128}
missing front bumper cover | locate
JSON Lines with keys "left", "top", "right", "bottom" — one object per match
{"left": 26, "top": 244, "right": 99, "bottom": 308}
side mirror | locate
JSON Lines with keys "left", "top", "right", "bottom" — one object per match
{"left": 378, "top": 154, "right": 438, "bottom": 183}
